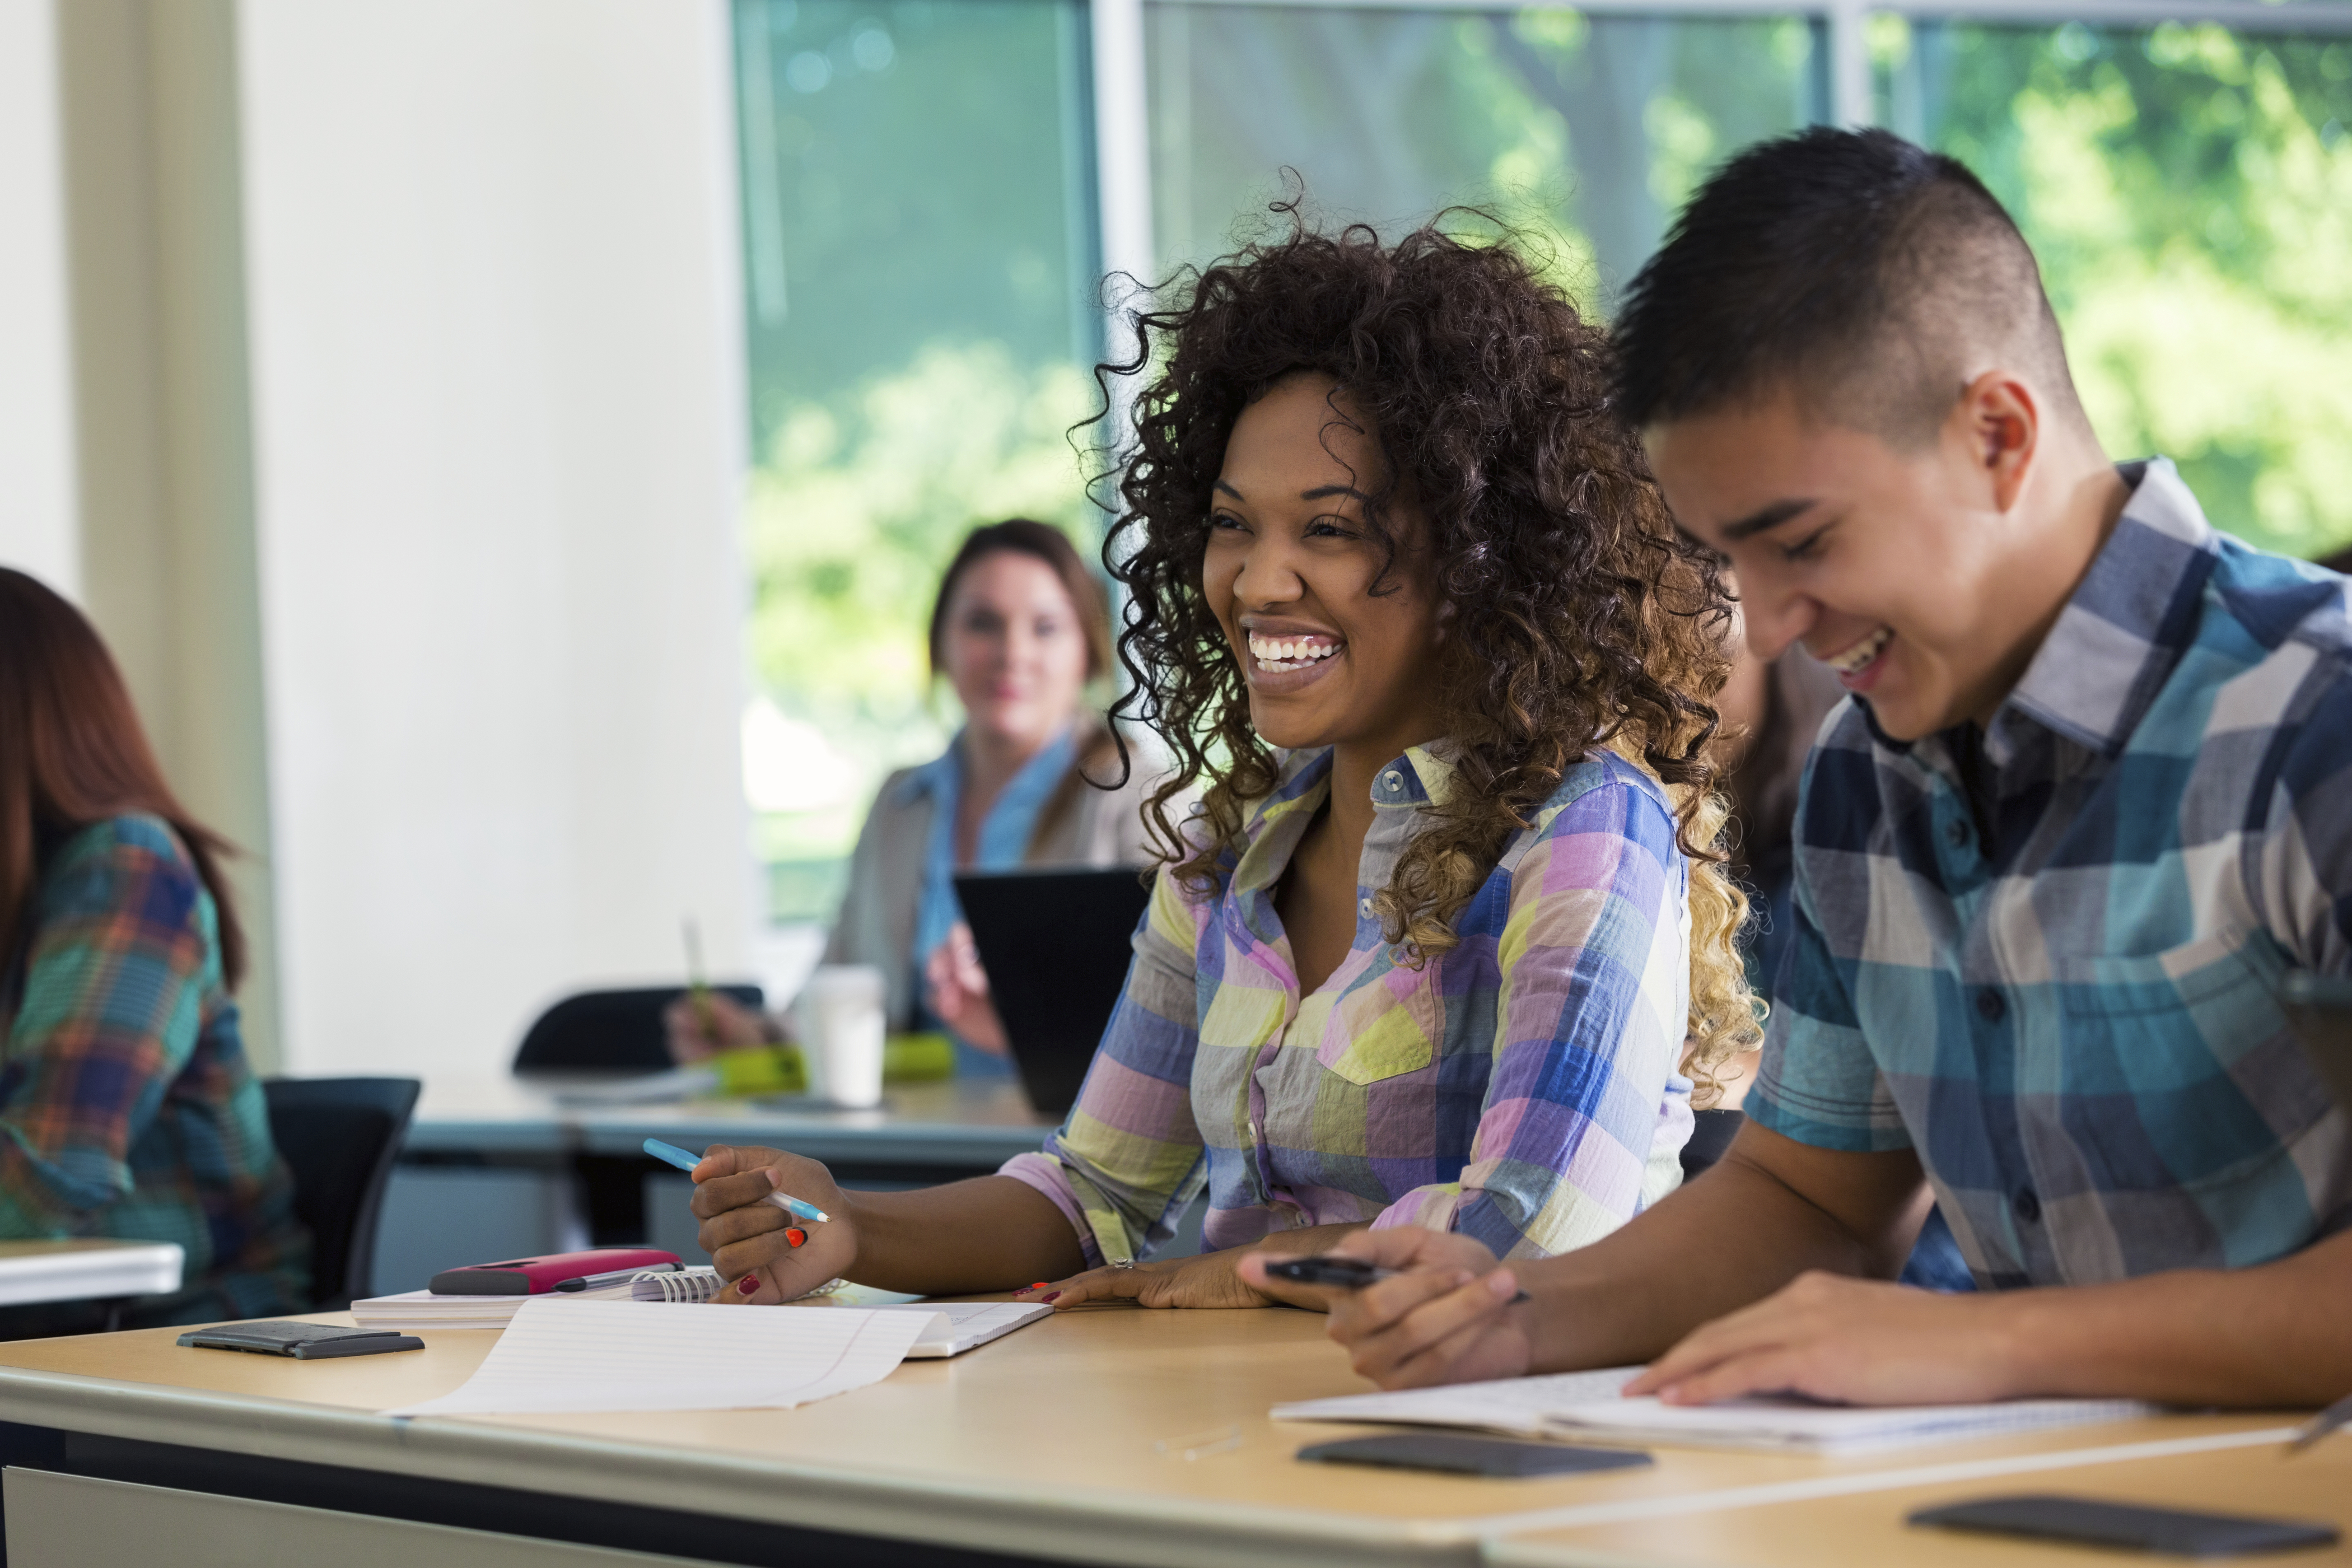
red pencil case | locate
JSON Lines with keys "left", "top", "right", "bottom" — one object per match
{"left": 427, "top": 1247, "right": 682, "bottom": 1296}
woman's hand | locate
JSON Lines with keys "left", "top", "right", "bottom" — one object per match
{"left": 688, "top": 1144, "right": 856, "bottom": 1304}
{"left": 662, "top": 992, "right": 774, "bottom": 1064}
{"left": 1014, "top": 1246, "right": 1278, "bottom": 1311}
{"left": 922, "top": 923, "right": 1009, "bottom": 1053}
{"left": 1291, "top": 1227, "right": 1534, "bottom": 1388}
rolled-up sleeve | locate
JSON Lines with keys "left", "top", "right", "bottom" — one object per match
{"left": 997, "top": 864, "right": 1211, "bottom": 1264}
{"left": 1370, "top": 778, "right": 1692, "bottom": 1259}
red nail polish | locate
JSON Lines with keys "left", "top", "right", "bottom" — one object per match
{"left": 738, "top": 1276, "right": 758, "bottom": 1295}
{"left": 1040, "top": 1291, "right": 1060, "bottom": 1303}
{"left": 786, "top": 1227, "right": 806, "bottom": 1248}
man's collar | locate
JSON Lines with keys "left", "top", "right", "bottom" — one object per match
{"left": 1984, "top": 458, "right": 2219, "bottom": 764}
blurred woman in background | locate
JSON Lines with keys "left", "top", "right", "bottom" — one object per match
{"left": 0, "top": 569, "right": 307, "bottom": 1332}
{"left": 673, "top": 519, "right": 1157, "bottom": 1077}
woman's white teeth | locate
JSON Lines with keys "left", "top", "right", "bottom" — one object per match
{"left": 1249, "top": 634, "right": 1340, "bottom": 672}
{"left": 1823, "top": 625, "right": 1893, "bottom": 675}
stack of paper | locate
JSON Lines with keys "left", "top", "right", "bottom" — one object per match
{"left": 384, "top": 1298, "right": 936, "bottom": 1417}
{"left": 1272, "top": 1368, "right": 2152, "bottom": 1455}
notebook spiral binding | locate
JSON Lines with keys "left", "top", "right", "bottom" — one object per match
{"left": 633, "top": 1268, "right": 725, "bottom": 1303}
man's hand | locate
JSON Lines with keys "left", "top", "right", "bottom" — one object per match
{"left": 1263, "top": 1228, "right": 1534, "bottom": 1388}
{"left": 1626, "top": 1272, "right": 2027, "bottom": 1406}
{"left": 688, "top": 1144, "right": 855, "bottom": 1304}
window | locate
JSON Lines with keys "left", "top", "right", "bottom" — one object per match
{"left": 732, "top": 0, "right": 2352, "bottom": 929}
{"left": 732, "top": 0, "right": 1102, "bottom": 921}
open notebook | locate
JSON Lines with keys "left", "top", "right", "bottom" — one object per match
{"left": 352, "top": 1270, "right": 1048, "bottom": 1357}
{"left": 1273, "top": 1368, "right": 2152, "bottom": 1456}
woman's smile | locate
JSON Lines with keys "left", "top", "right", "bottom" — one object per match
{"left": 1242, "top": 618, "right": 1348, "bottom": 692}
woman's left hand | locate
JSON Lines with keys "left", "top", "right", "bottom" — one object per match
{"left": 922, "top": 923, "right": 1010, "bottom": 1054}
{"left": 1012, "top": 1234, "right": 1363, "bottom": 1312}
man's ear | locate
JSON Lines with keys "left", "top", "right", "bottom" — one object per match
{"left": 1955, "top": 371, "right": 2040, "bottom": 512}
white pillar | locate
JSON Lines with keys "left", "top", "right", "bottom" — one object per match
{"left": 0, "top": 0, "right": 81, "bottom": 594}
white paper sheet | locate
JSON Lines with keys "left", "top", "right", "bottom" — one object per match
{"left": 1272, "top": 1368, "right": 2151, "bottom": 1455}
{"left": 384, "top": 1298, "right": 935, "bottom": 1417}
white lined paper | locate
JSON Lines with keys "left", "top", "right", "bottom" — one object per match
{"left": 385, "top": 1298, "right": 936, "bottom": 1416}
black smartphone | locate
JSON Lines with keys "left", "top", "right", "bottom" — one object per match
{"left": 1910, "top": 1495, "right": 2340, "bottom": 1556}
{"left": 1262, "top": 1254, "right": 1533, "bottom": 1304}
{"left": 1263, "top": 1256, "right": 1395, "bottom": 1289}
{"left": 178, "top": 1322, "right": 426, "bottom": 1359}
{"left": 1298, "top": 1434, "right": 1652, "bottom": 1478}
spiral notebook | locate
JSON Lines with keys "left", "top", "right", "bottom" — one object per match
{"left": 1273, "top": 1367, "right": 2152, "bottom": 1455}
{"left": 633, "top": 1269, "right": 1050, "bottom": 1357}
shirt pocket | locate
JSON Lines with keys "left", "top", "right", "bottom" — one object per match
{"left": 2054, "top": 927, "right": 2321, "bottom": 1192}
{"left": 1314, "top": 968, "right": 1441, "bottom": 1088}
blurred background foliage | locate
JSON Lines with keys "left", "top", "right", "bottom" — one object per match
{"left": 1880, "top": 21, "right": 2352, "bottom": 557}
{"left": 734, "top": 0, "right": 2352, "bottom": 922}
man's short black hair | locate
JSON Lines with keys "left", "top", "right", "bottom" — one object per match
{"left": 1613, "top": 127, "right": 2085, "bottom": 447}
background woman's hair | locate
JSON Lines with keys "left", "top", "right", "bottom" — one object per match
{"left": 0, "top": 569, "right": 247, "bottom": 988}
{"left": 926, "top": 518, "right": 1114, "bottom": 682}
{"left": 1095, "top": 214, "right": 1761, "bottom": 1093}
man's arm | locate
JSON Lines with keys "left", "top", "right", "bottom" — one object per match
{"left": 1306, "top": 1121, "right": 1928, "bottom": 1387}
{"left": 1629, "top": 1227, "right": 2352, "bottom": 1408}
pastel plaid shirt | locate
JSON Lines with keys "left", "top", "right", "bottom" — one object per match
{"left": 1001, "top": 743, "right": 1695, "bottom": 1265}
{"left": 1, "top": 816, "right": 308, "bottom": 1318}
{"left": 1752, "top": 459, "right": 2352, "bottom": 1287}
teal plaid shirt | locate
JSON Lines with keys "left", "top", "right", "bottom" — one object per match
{"left": 1, "top": 816, "right": 307, "bottom": 1318}
{"left": 1753, "top": 460, "right": 2352, "bottom": 1287}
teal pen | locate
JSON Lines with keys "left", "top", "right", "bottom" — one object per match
{"left": 642, "top": 1137, "right": 830, "bottom": 1223}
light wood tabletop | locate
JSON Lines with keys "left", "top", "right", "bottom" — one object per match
{"left": 0, "top": 1301, "right": 2318, "bottom": 1568}
{"left": 1487, "top": 1424, "right": 2352, "bottom": 1567}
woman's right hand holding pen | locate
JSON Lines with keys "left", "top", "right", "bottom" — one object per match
{"left": 688, "top": 1144, "right": 853, "bottom": 1304}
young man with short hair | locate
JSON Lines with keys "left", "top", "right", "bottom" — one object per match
{"left": 1248, "top": 127, "right": 2352, "bottom": 1408}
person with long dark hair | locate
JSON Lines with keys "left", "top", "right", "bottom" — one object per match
{"left": 0, "top": 569, "right": 306, "bottom": 1330}
{"left": 679, "top": 216, "right": 1757, "bottom": 1310}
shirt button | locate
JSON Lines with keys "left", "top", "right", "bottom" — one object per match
{"left": 1945, "top": 819, "right": 1970, "bottom": 849}
{"left": 1382, "top": 769, "right": 1402, "bottom": 791}
{"left": 2013, "top": 1188, "right": 2041, "bottom": 1224}
{"left": 1975, "top": 987, "right": 2006, "bottom": 1023}
{"left": 1359, "top": 897, "right": 1372, "bottom": 917}
{"left": 1247, "top": 1119, "right": 1259, "bottom": 1143}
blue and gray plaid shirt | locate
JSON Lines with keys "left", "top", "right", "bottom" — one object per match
{"left": 1751, "top": 458, "right": 2352, "bottom": 1289}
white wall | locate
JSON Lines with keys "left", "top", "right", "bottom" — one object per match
{"left": 237, "top": 0, "right": 756, "bottom": 1077}
{"left": 0, "top": 0, "right": 80, "bottom": 593}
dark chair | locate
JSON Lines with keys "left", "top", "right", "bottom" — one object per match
{"left": 1681, "top": 1108, "right": 1745, "bottom": 1181}
{"left": 510, "top": 984, "right": 763, "bottom": 1074}
{"left": 263, "top": 1077, "right": 421, "bottom": 1310}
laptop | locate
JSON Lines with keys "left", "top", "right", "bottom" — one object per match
{"left": 953, "top": 866, "right": 1152, "bottom": 1116}
{"left": 2274, "top": 971, "right": 2352, "bottom": 1113}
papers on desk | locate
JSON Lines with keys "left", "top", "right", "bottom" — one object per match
{"left": 550, "top": 1067, "right": 722, "bottom": 1106}
{"left": 382, "top": 1298, "right": 935, "bottom": 1417}
{"left": 1272, "top": 1368, "right": 2152, "bottom": 1456}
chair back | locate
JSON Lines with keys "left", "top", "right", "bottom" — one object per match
{"left": 511, "top": 985, "right": 763, "bottom": 1074}
{"left": 263, "top": 1076, "right": 421, "bottom": 1310}
{"left": 1681, "top": 1108, "right": 1745, "bottom": 1181}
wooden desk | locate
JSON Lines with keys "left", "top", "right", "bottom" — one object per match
{"left": 0, "top": 1240, "right": 181, "bottom": 1308}
{"left": 1487, "top": 1423, "right": 2350, "bottom": 1566}
{"left": 0, "top": 1304, "right": 2318, "bottom": 1568}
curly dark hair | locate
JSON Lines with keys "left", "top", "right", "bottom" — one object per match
{"left": 1095, "top": 214, "right": 1761, "bottom": 1084}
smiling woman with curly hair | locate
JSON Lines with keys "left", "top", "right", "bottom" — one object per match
{"left": 684, "top": 216, "right": 1760, "bottom": 1317}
